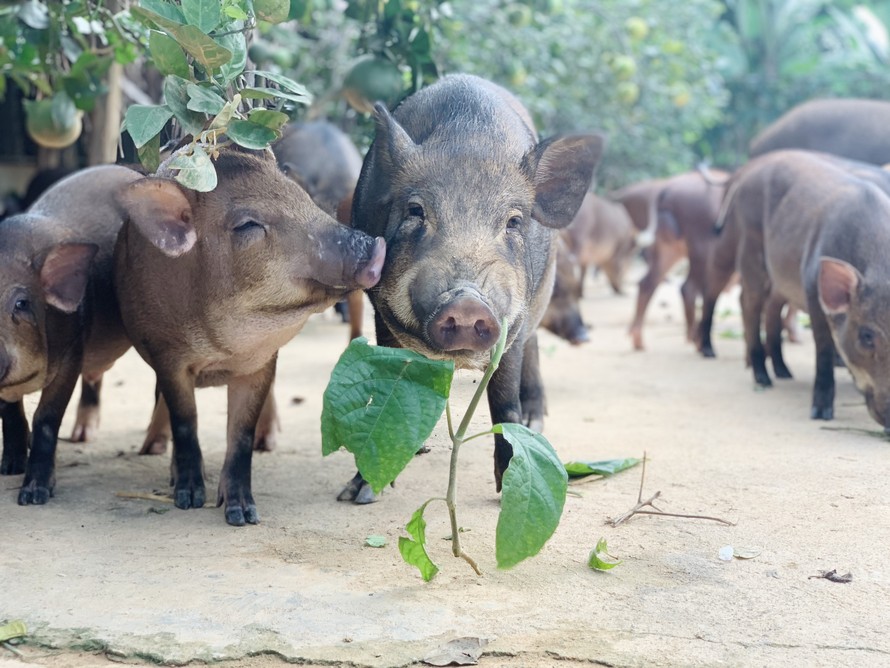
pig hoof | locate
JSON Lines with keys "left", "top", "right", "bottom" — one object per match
{"left": 139, "top": 438, "right": 168, "bottom": 455}
{"left": 71, "top": 410, "right": 99, "bottom": 442}
{"left": 354, "top": 484, "right": 378, "bottom": 505}
{"left": 811, "top": 405, "right": 834, "bottom": 421}
{"left": 18, "top": 483, "right": 52, "bottom": 505}
{"left": 253, "top": 433, "right": 276, "bottom": 452}
{"left": 337, "top": 471, "right": 365, "bottom": 502}
{"left": 174, "top": 485, "right": 206, "bottom": 510}
{"left": 700, "top": 345, "right": 716, "bottom": 358}
{"left": 754, "top": 373, "right": 772, "bottom": 387}
{"left": 225, "top": 504, "right": 259, "bottom": 526}
{"left": 774, "top": 365, "right": 793, "bottom": 380}
{"left": 0, "top": 455, "right": 25, "bottom": 476}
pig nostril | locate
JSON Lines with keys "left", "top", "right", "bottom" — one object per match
{"left": 474, "top": 319, "right": 491, "bottom": 339}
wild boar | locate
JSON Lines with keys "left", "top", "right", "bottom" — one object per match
{"left": 1, "top": 165, "right": 139, "bottom": 504}
{"left": 114, "top": 147, "right": 385, "bottom": 525}
{"left": 342, "top": 74, "right": 602, "bottom": 502}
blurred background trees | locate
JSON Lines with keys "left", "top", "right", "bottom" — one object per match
{"left": 2, "top": 0, "right": 890, "bottom": 193}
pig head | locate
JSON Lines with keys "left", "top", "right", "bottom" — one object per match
{"left": 349, "top": 74, "right": 602, "bottom": 497}
{"left": 114, "top": 147, "right": 385, "bottom": 525}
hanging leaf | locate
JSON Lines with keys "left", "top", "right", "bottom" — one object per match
{"left": 215, "top": 32, "right": 247, "bottom": 84}
{"left": 137, "top": 133, "right": 162, "bottom": 173}
{"left": 124, "top": 104, "right": 173, "bottom": 149}
{"left": 321, "top": 338, "right": 453, "bottom": 493}
{"left": 167, "top": 145, "right": 218, "bottom": 192}
{"left": 247, "top": 70, "right": 313, "bottom": 103}
{"left": 163, "top": 75, "right": 206, "bottom": 136}
{"left": 138, "top": 0, "right": 185, "bottom": 24}
{"left": 180, "top": 0, "right": 221, "bottom": 34}
{"left": 226, "top": 119, "right": 279, "bottom": 149}
{"left": 186, "top": 83, "right": 226, "bottom": 114}
{"left": 564, "top": 457, "right": 641, "bottom": 479}
{"left": 148, "top": 30, "right": 189, "bottom": 78}
{"left": 253, "top": 0, "right": 290, "bottom": 23}
{"left": 493, "top": 423, "right": 567, "bottom": 569}
{"left": 247, "top": 108, "right": 289, "bottom": 131}
{"left": 398, "top": 504, "right": 439, "bottom": 582}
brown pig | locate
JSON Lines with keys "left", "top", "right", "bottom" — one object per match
{"left": 1, "top": 165, "right": 139, "bottom": 503}
{"left": 340, "top": 74, "right": 602, "bottom": 503}
{"left": 113, "top": 147, "right": 385, "bottom": 525}
{"left": 561, "top": 192, "right": 637, "bottom": 295}
{"left": 706, "top": 149, "right": 890, "bottom": 428}
{"left": 539, "top": 236, "right": 589, "bottom": 345}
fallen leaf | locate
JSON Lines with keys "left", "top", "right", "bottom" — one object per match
{"left": 733, "top": 546, "right": 762, "bottom": 560}
{"left": 115, "top": 491, "right": 174, "bottom": 503}
{"left": 588, "top": 537, "right": 621, "bottom": 571}
{"left": 423, "top": 637, "right": 488, "bottom": 666}
{"left": 0, "top": 620, "right": 26, "bottom": 643}
{"left": 365, "top": 535, "right": 386, "bottom": 548}
{"left": 809, "top": 569, "right": 853, "bottom": 583}
{"left": 291, "top": 396, "right": 305, "bottom": 405}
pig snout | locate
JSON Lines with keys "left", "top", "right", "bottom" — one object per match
{"left": 0, "top": 342, "right": 9, "bottom": 384}
{"left": 355, "top": 237, "right": 385, "bottom": 289}
{"left": 427, "top": 294, "right": 500, "bottom": 352}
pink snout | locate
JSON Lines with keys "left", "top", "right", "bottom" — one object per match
{"left": 428, "top": 296, "right": 500, "bottom": 352}
{"left": 355, "top": 237, "right": 386, "bottom": 289}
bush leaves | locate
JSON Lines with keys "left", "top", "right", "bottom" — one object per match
{"left": 564, "top": 457, "right": 641, "bottom": 478}
{"left": 398, "top": 505, "right": 439, "bottom": 581}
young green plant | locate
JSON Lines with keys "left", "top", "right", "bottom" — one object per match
{"left": 321, "top": 319, "right": 569, "bottom": 581}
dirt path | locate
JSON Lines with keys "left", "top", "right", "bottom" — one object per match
{"left": 3, "top": 263, "right": 890, "bottom": 668}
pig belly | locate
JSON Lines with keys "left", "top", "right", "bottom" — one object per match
{"left": 764, "top": 242, "right": 808, "bottom": 311}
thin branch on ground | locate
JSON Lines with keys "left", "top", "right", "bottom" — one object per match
{"left": 607, "top": 452, "right": 735, "bottom": 527}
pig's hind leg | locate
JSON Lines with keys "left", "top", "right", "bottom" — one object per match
{"left": 519, "top": 333, "right": 545, "bottom": 432}
{"left": 487, "top": 340, "right": 525, "bottom": 492}
{"left": 70, "top": 373, "right": 102, "bottom": 442}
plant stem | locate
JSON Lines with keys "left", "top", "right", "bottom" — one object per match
{"left": 445, "top": 318, "right": 509, "bottom": 574}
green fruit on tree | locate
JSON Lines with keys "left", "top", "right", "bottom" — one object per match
{"left": 663, "top": 39, "right": 685, "bottom": 55}
{"left": 625, "top": 16, "right": 649, "bottom": 41}
{"left": 610, "top": 55, "right": 638, "bottom": 81}
{"left": 506, "top": 3, "right": 533, "bottom": 27}
{"left": 616, "top": 81, "right": 640, "bottom": 106}
{"left": 24, "top": 96, "right": 83, "bottom": 149}
{"left": 271, "top": 48, "right": 294, "bottom": 69}
{"left": 342, "top": 57, "right": 404, "bottom": 112}
{"left": 672, "top": 86, "right": 691, "bottom": 108}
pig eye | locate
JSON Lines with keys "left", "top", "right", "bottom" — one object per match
{"left": 858, "top": 326, "right": 876, "bottom": 350}
{"left": 407, "top": 203, "right": 425, "bottom": 220}
{"left": 13, "top": 297, "right": 31, "bottom": 314}
{"left": 506, "top": 215, "right": 523, "bottom": 230}
{"left": 233, "top": 219, "right": 265, "bottom": 235}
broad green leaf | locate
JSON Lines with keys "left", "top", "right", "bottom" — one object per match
{"left": 181, "top": 0, "right": 220, "bottom": 33}
{"left": 320, "top": 338, "right": 453, "bottom": 493}
{"left": 0, "top": 619, "right": 26, "bottom": 643}
{"left": 171, "top": 24, "right": 232, "bottom": 70}
{"left": 224, "top": 5, "right": 248, "bottom": 20}
{"left": 564, "top": 457, "right": 640, "bottom": 479}
{"left": 208, "top": 96, "right": 240, "bottom": 131}
{"left": 588, "top": 537, "right": 621, "bottom": 571}
{"left": 50, "top": 92, "right": 78, "bottom": 129}
{"left": 398, "top": 505, "right": 439, "bottom": 581}
{"left": 247, "top": 70, "right": 313, "bottom": 103}
{"left": 131, "top": 6, "right": 186, "bottom": 34}
{"left": 365, "top": 535, "right": 386, "bottom": 548}
{"left": 186, "top": 83, "right": 226, "bottom": 114}
{"left": 216, "top": 32, "right": 247, "bottom": 83}
{"left": 163, "top": 76, "right": 206, "bottom": 136}
{"left": 137, "top": 133, "right": 162, "bottom": 173}
{"left": 248, "top": 108, "right": 289, "bottom": 131}
{"left": 167, "top": 146, "right": 218, "bottom": 192}
{"left": 239, "top": 87, "right": 278, "bottom": 100}
{"left": 138, "top": 0, "right": 185, "bottom": 24}
{"left": 226, "top": 119, "right": 278, "bottom": 149}
{"left": 253, "top": 0, "right": 290, "bottom": 23}
{"left": 124, "top": 104, "right": 173, "bottom": 148}
{"left": 148, "top": 30, "right": 189, "bottom": 78}
{"left": 494, "top": 423, "right": 567, "bottom": 570}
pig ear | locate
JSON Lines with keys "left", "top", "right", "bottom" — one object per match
{"left": 117, "top": 177, "right": 196, "bottom": 257}
{"left": 818, "top": 257, "right": 862, "bottom": 315}
{"left": 373, "top": 102, "right": 416, "bottom": 175}
{"left": 526, "top": 134, "right": 605, "bottom": 228}
{"left": 40, "top": 243, "right": 99, "bottom": 313}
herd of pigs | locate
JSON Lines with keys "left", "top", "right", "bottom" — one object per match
{"left": 2, "top": 74, "right": 889, "bottom": 528}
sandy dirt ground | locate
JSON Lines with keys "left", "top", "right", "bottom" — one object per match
{"left": 2, "top": 261, "right": 890, "bottom": 668}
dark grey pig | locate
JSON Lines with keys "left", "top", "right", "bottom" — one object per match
{"left": 1, "top": 165, "right": 139, "bottom": 503}
{"left": 342, "top": 74, "right": 602, "bottom": 502}
{"left": 113, "top": 147, "right": 385, "bottom": 526}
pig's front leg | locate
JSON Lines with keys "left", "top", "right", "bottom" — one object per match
{"left": 19, "top": 351, "right": 81, "bottom": 504}
{"left": 487, "top": 340, "right": 525, "bottom": 492}
{"left": 1, "top": 400, "right": 29, "bottom": 476}
{"left": 808, "top": 296, "right": 836, "bottom": 420}
{"left": 218, "top": 357, "right": 276, "bottom": 526}
{"left": 158, "top": 370, "right": 205, "bottom": 510}
{"left": 519, "top": 333, "right": 545, "bottom": 433}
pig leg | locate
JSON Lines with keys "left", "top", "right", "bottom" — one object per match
{"left": 519, "top": 333, "right": 545, "bottom": 432}
{"left": 140, "top": 387, "right": 171, "bottom": 455}
{"left": 739, "top": 276, "right": 771, "bottom": 387}
{"left": 70, "top": 373, "right": 102, "bottom": 442}
{"left": 18, "top": 351, "right": 81, "bottom": 504}
{"left": 252, "top": 388, "right": 279, "bottom": 453}
{"left": 679, "top": 277, "right": 698, "bottom": 343}
{"left": 1, "top": 400, "right": 29, "bottom": 475}
{"left": 157, "top": 370, "right": 205, "bottom": 510}
{"left": 603, "top": 258, "right": 624, "bottom": 295}
{"left": 764, "top": 295, "right": 792, "bottom": 379}
{"left": 487, "top": 340, "right": 525, "bottom": 492}
{"left": 628, "top": 240, "right": 685, "bottom": 350}
{"left": 807, "top": 297, "right": 836, "bottom": 420}
{"left": 347, "top": 290, "right": 364, "bottom": 340}
{"left": 218, "top": 358, "right": 276, "bottom": 526}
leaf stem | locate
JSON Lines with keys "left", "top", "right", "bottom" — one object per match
{"left": 444, "top": 318, "right": 509, "bottom": 574}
